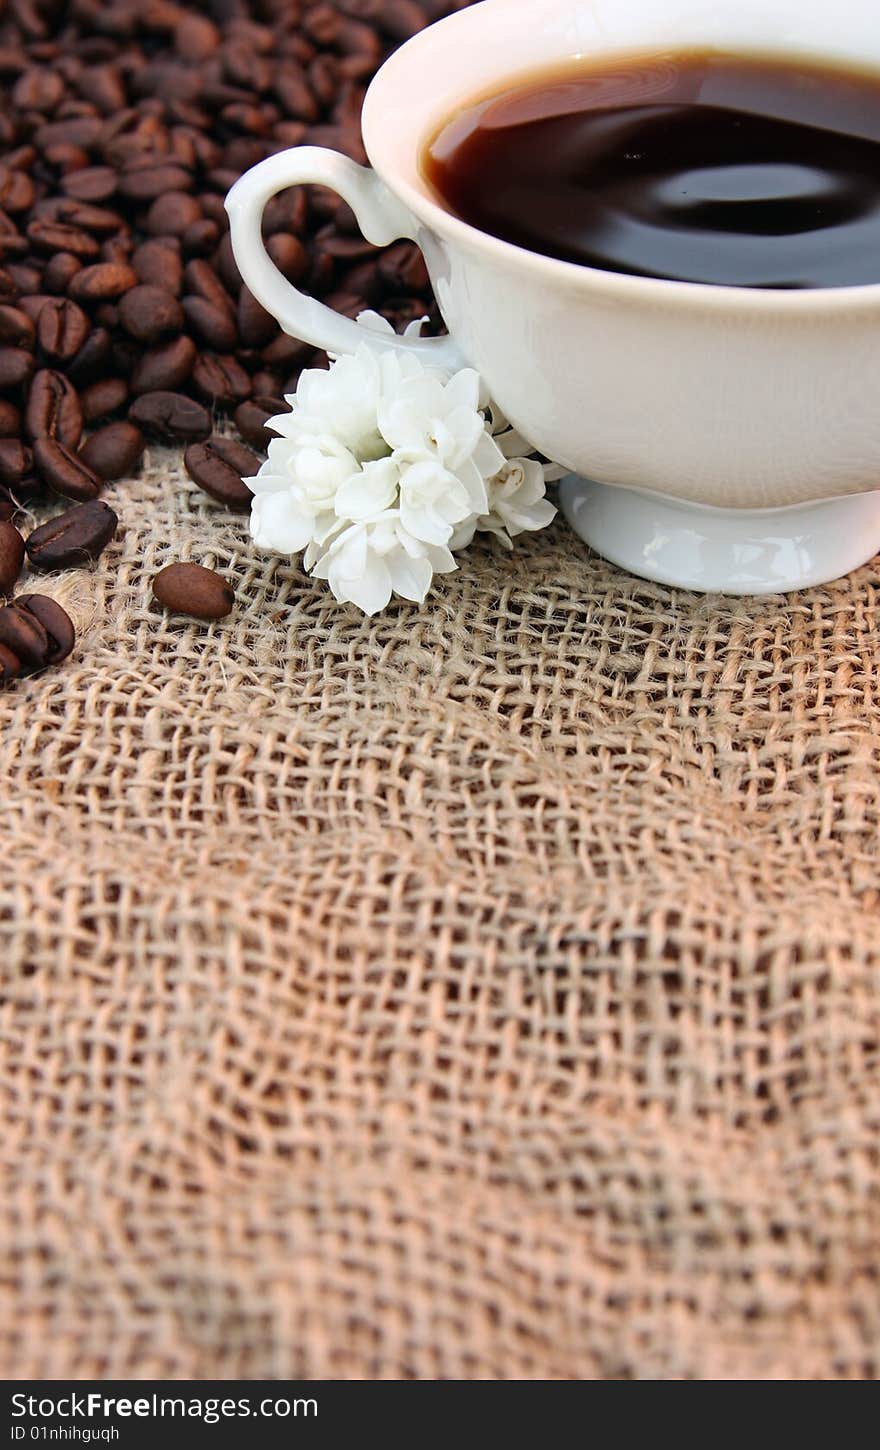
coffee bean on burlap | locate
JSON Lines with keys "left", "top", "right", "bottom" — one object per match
{"left": 184, "top": 436, "right": 258, "bottom": 510}
{"left": 26, "top": 499, "right": 118, "bottom": 570}
{"left": 26, "top": 369, "right": 83, "bottom": 449}
{"left": 0, "top": 519, "right": 25, "bottom": 594}
{"left": 79, "top": 421, "right": 145, "bottom": 480}
{"left": 0, "top": 593, "right": 75, "bottom": 667}
{"left": 33, "top": 437, "right": 101, "bottom": 502}
{"left": 152, "top": 562, "right": 235, "bottom": 620}
{"left": 0, "top": 640, "right": 20, "bottom": 686}
{"left": 80, "top": 378, "right": 129, "bottom": 424}
{"left": 37, "top": 297, "right": 90, "bottom": 363}
{"left": 129, "top": 391, "right": 211, "bottom": 443}
{"left": 15, "top": 594, "right": 75, "bottom": 664}
{"left": 0, "top": 485, "right": 16, "bottom": 522}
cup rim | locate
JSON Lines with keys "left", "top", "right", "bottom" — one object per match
{"left": 361, "top": 5, "right": 880, "bottom": 315}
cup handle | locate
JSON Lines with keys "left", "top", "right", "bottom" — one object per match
{"left": 225, "top": 146, "right": 464, "bottom": 369}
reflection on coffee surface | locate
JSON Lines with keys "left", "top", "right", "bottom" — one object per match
{"left": 423, "top": 52, "right": 880, "bottom": 288}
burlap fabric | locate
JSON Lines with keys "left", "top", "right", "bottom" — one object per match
{"left": 1, "top": 449, "right": 879, "bottom": 1381}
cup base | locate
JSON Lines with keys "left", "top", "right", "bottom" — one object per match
{"left": 557, "top": 477, "right": 880, "bottom": 594}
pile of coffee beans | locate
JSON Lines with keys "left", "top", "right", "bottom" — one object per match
{"left": 0, "top": 0, "right": 469, "bottom": 665}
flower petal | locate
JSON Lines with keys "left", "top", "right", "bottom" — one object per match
{"left": 250, "top": 491, "right": 315, "bottom": 553}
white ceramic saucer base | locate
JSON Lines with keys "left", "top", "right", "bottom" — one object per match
{"left": 557, "top": 476, "right": 880, "bottom": 594}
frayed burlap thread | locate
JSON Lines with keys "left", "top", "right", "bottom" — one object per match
{"left": 1, "top": 446, "right": 879, "bottom": 1379}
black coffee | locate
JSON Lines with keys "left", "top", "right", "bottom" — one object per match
{"left": 423, "top": 52, "right": 880, "bottom": 288}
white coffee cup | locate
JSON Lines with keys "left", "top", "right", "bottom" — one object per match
{"left": 227, "top": 0, "right": 880, "bottom": 593}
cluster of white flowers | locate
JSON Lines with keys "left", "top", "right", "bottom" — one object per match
{"left": 247, "top": 313, "right": 557, "bottom": 616}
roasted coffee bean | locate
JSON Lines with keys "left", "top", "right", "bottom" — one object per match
{"left": 5, "top": 262, "right": 41, "bottom": 295}
{"left": 152, "top": 562, "right": 235, "bottom": 621}
{"left": 43, "top": 251, "right": 81, "bottom": 293}
{"left": 118, "top": 164, "right": 193, "bottom": 201}
{"left": 132, "top": 238, "right": 183, "bottom": 295}
{"left": 0, "top": 346, "right": 34, "bottom": 388}
{"left": 174, "top": 13, "right": 221, "bottom": 62}
{"left": 0, "top": 401, "right": 21, "bottom": 438}
{"left": 378, "top": 240, "right": 430, "bottom": 293}
{"left": 26, "top": 218, "right": 100, "bottom": 259}
{"left": 181, "top": 218, "right": 219, "bottom": 257}
{"left": 16, "top": 295, "right": 54, "bottom": 324}
{"left": 0, "top": 641, "right": 20, "bottom": 685}
{"left": 0, "top": 484, "right": 16, "bottom": 521}
{"left": 146, "top": 191, "right": 202, "bottom": 236}
{"left": 377, "top": 0, "right": 429, "bottom": 42}
{"left": 262, "top": 188, "right": 308, "bottom": 238}
{"left": 0, "top": 303, "right": 35, "bottom": 348}
{"left": 66, "top": 327, "right": 112, "bottom": 387}
{"left": 183, "top": 258, "right": 234, "bottom": 314}
{"left": 42, "top": 142, "right": 90, "bottom": 171}
{"left": 0, "top": 519, "right": 25, "bottom": 594}
{"left": 62, "top": 165, "right": 118, "bottom": 202}
{"left": 129, "top": 390, "right": 211, "bottom": 443}
{"left": 80, "top": 377, "right": 128, "bottom": 423}
{"left": 0, "top": 439, "right": 33, "bottom": 488}
{"left": 118, "top": 284, "right": 184, "bottom": 343}
{"left": 26, "top": 498, "right": 117, "bottom": 569}
{"left": 37, "top": 297, "right": 90, "bottom": 362}
{"left": 33, "top": 117, "right": 104, "bottom": 151}
{"left": 184, "top": 436, "right": 258, "bottom": 510}
{"left": 34, "top": 436, "right": 101, "bottom": 502}
{"left": 237, "top": 287, "right": 276, "bottom": 348}
{"left": 213, "top": 233, "right": 242, "bottom": 295}
{"left": 266, "top": 232, "right": 308, "bottom": 283}
{"left": 10, "top": 594, "right": 75, "bottom": 664}
{"left": 13, "top": 67, "right": 64, "bottom": 111}
{"left": 274, "top": 64, "right": 319, "bottom": 122}
{"left": 26, "top": 370, "right": 82, "bottom": 448}
{"left": 261, "top": 331, "right": 314, "bottom": 370}
{"left": 68, "top": 261, "right": 139, "bottom": 301}
{"left": 79, "top": 421, "right": 145, "bottom": 480}
{"left": 181, "top": 294, "right": 237, "bottom": 350}
{"left": 234, "top": 396, "right": 284, "bottom": 451}
{"left": 192, "top": 353, "right": 250, "bottom": 407}
{"left": 130, "top": 334, "right": 196, "bottom": 395}
{"left": 0, "top": 600, "right": 45, "bottom": 666}
{"left": 0, "top": 213, "right": 27, "bottom": 262}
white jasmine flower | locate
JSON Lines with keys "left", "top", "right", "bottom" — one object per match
{"left": 309, "top": 512, "right": 457, "bottom": 616}
{"left": 276, "top": 348, "right": 388, "bottom": 461}
{"left": 246, "top": 318, "right": 559, "bottom": 615}
{"left": 380, "top": 370, "right": 488, "bottom": 472}
{"left": 334, "top": 457, "right": 400, "bottom": 521}
{"left": 488, "top": 457, "right": 558, "bottom": 537}
{"left": 398, "top": 457, "right": 474, "bottom": 546}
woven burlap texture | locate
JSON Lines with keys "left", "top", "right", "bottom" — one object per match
{"left": 1, "top": 448, "right": 878, "bottom": 1380}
